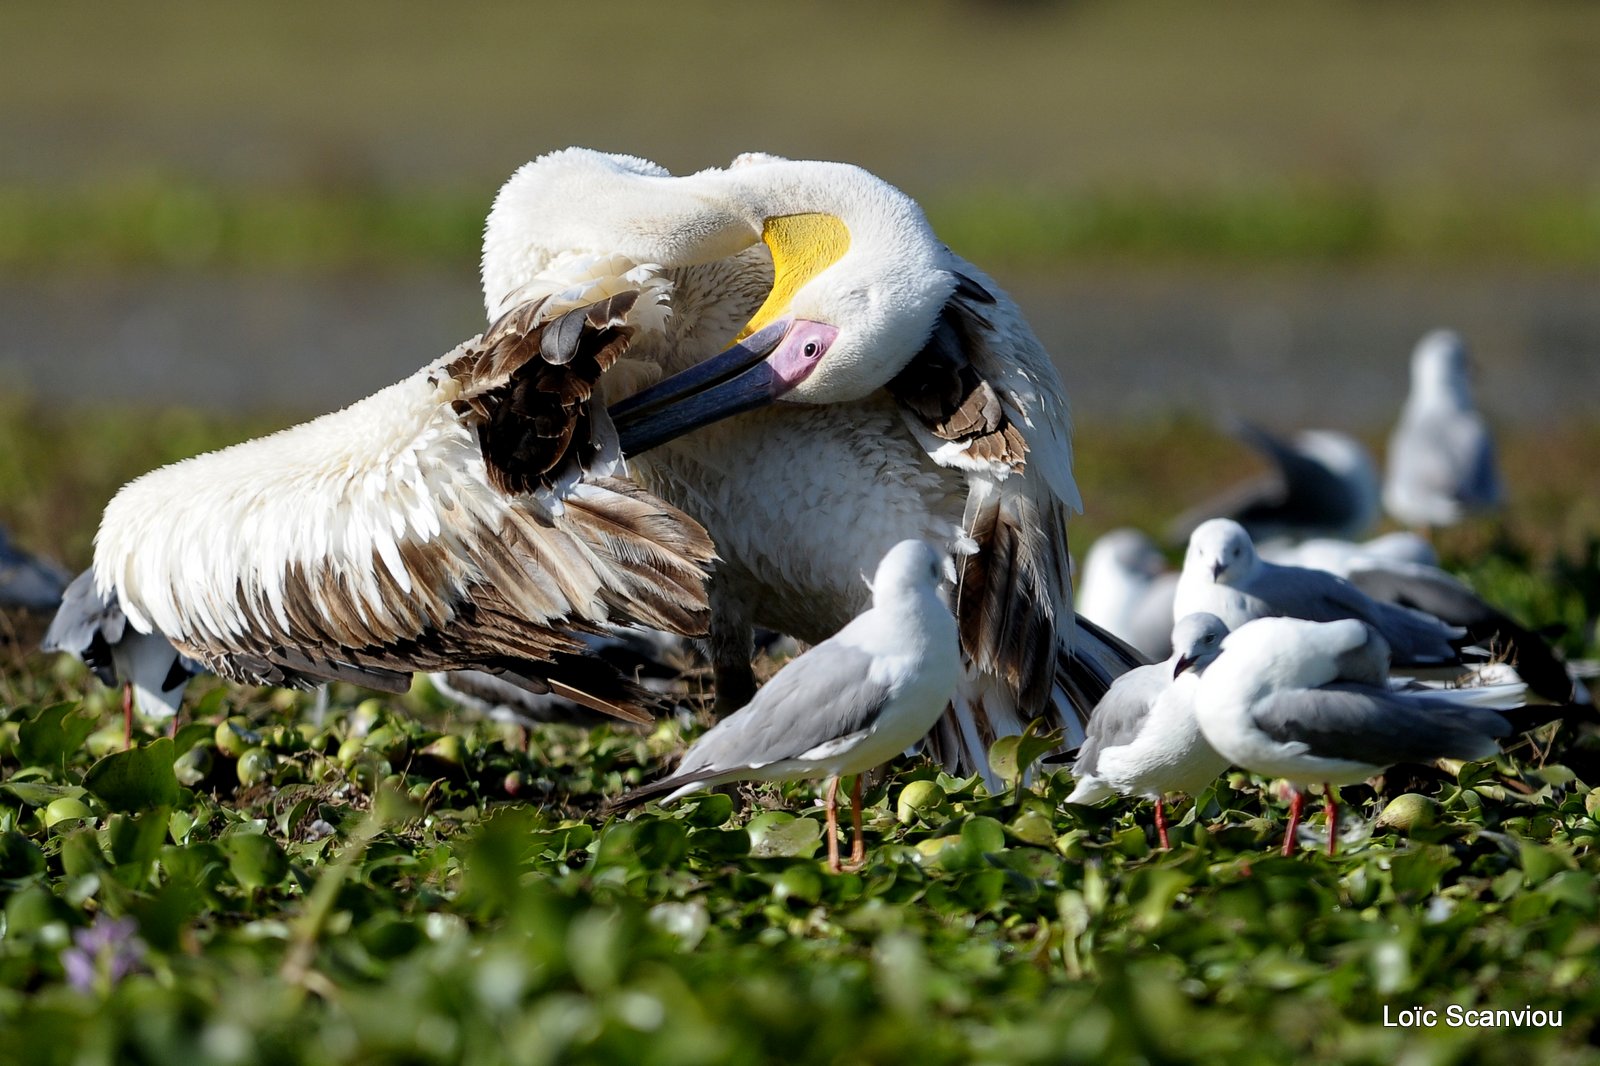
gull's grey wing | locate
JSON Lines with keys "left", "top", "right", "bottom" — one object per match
{"left": 678, "top": 643, "right": 894, "bottom": 775}
{"left": 612, "top": 643, "right": 896, "bottom": 808}
{"left": 1073, "top": 662, "right": 1168, "bottom": 777}
{"left": 42, "top": 570, "right": 124, "bottom": 687}
{"left": 1250, "top": 563, "right": 1461, "bottom": 666}
{"left": 1346, "top": 563, "right": 1573, "bottom": 702}
{"left": 1389, "top": 410, "right": 1499, "bottom": 519}
{"left": 1456, "top": 419, "right": 1502, "bottom": 510}
{"left": 1249, "top": 684, "right": 1509, "bottom": 767}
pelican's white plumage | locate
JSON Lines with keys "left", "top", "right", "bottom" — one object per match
{"left": 480, "top": 148, "right": 1139, "bottom": 778}
{"left": 94, "top": 268, "right": 715, "bottom": 720}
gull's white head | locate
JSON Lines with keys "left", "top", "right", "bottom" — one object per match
{"left": 870, "top": 538, "right": 950, "bottom": 607}
{"left": 1170, "top": 612, "right": 1229, "bottom": 678}
{"left": 1184, "top": 519, "right": 1259, "bottom": 587}
{"left": 1409, "top": 329, "right": 1474, "bottom": 409}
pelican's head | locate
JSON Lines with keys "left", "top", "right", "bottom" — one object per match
{"left": 1185, "top": 519, "right": 1258, "bottom": 587}
{"left": 608, "top": 158, "right": 955, "bottom": 453}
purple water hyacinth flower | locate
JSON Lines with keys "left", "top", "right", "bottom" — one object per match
{"left": 60, "top": 915, "right": 146, "bottom": 993}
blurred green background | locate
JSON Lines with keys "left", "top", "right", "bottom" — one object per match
{"left": 1, "top": 0, "right": 1597, "bottom": 559}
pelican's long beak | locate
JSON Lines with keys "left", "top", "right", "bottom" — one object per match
{"left": 610, "top": 318, "right": 793, "bottom": 455}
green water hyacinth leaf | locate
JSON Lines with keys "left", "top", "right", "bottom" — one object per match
{"left": 83, "top": 738, "right": 182, "bottom": 812}
{"left": 746, "top": 813, "right": 822, "bottom": 859}
{"left": 2, "top": 781, "right": 88, "bottom": 808}
{"left": 222, "top": 832, "right": 290, "bottom": 890}
{"left": 0, "top": 830, "right": 46, "bottom": 879}
{"left": 17, "top": 702, "right": 96, "bottom": 771}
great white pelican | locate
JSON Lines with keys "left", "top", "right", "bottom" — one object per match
{"left": 480, "top": 148, "right": 1144, "bottom": 776}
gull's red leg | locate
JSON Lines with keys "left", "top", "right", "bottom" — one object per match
{"left": 1324, "top": 785, "right": 1339, "bottom": 857}
{"left": 1282, "top": 788, "right": 1305, "bottom": 857}
{"left": 1154, "top": 797, "right": 1171, "bottom": 851}
{"left": 122, "top": 683, "right": 134, "bottom": 750}
{"left": 824, "top": 776, "right": 841, "bottom": 873}
{"left": 843, "top": 776, "right": 867, "bottom": 871}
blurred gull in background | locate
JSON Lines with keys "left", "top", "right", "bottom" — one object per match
{"left": 0, "top": 525, "right": 70, "bottom": 612}
{"left": 1384, "top": 330, "right": 1503, "bottom": 530}
{"left": 1077, "top": 528, "right": 1179, "bottom": 660}
{"left": 1167, "top": 422, "right": 1380, "bottom": 548}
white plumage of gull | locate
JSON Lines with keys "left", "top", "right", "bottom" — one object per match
{"left": 1077, "top": 528, "right": 1179, "bottom": 660}
{"left": 612, "top": 539, "right": 959, "bottom": 872}
{"left": 481, "top": 148, "right": 1141, "bottom": 781}
{"left": 1384, "top": 329, "right": 1503, "bottom": 530}
{"left": 1193, "top": 616, "right": 1522, "bottom": 855}
{"left": 1066, "top": 613, "right": 1230, "bottom": 849}
{"left": 1174, "top": 518, "right": 1466, "bottom": 668}
{"left": 42, "top": 569, "right": 202, "bottom": 747}
{"left": 1166, "top": 423, "right": 1380, "bottom": 547}
{"left": 94, "top": 272, "right": 715, "bottom": 723}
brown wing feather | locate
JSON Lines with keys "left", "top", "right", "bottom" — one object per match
{"left": 448, "top": 291, "right": 640, "bottom": 496}
{"left": 884, "top": 293, "right": 1027, "bottom": 473}
{"left": 889, "top": 281, "right": 1092, "bottom": 757}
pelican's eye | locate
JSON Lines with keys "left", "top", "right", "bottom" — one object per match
{"left": 769, "top": 320, "right": 840, "bottom": 390}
